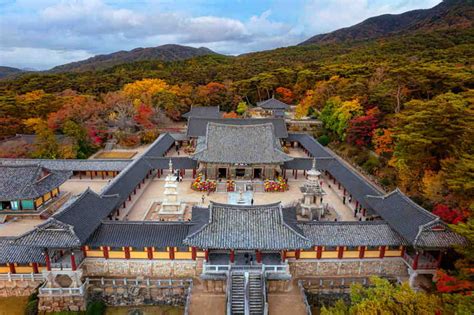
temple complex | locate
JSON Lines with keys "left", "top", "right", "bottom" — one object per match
{"left": 0, "top": 108, "right": 466, "bottom": 314}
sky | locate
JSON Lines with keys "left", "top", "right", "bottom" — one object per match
{"left": 0, "top": 0, "right": 441, "bottom": 70}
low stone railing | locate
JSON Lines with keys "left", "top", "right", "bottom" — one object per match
{"left": 298, "top": 280, "right": 312, "bottom": 315}
{"left": 39, "top": 279, "right": 89, "bottom": 296}
{"left": 203, "top": 263, "right": 289, "bottom": 275}
{"left": 0, "top": 272, "right": 44, "bottom": 282}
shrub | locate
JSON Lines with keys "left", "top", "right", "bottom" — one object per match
{"left": 86, "top": 300, "right": 106, "bottom": 315}
{"left": 361, "top": 155, "right": 380, "bottom": 174}
{"left": 317, "top": 135, "right": 330, "bottom": 146}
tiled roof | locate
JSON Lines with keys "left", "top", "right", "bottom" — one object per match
{"left": 0, "top": 239, "right": 45, "bottom": 264}
{"left": 13, "top": 189, "right": 119, "bottom": 247}
{"left": 365, "top": 190, "right": 466, "bottom": 248}
{"left": 0, "top": 164, "right": 71, "bottom": 201}
{"left": 142, "top": 133, "right": 176, "bottom": 157}
{"left": 192, "top": 122, "right": 292, "bottom": 164}
{"left": 187, "top": 118, "right": 288, "bottom": 138}
{"left": 365, "top": 190, "right": 436, "bottom": 244}
{"left": 257, "top": 98, "right": 290, "bottom": 110}
{"left": 0, "top": 159, "right": 131, "bottom": 171}
{"left": 300, "top": 221, "right": 407, "bottom": 247}
{"left": 145, "top": 157, "right": 197, "bottom": 169}
{"left": 87, "top": 221, "right": 191, "bottom": 248}
{"left": 182, "top": 106, "right": 220, "bottom": 119}
{"left": 13, "top": 219, "right": 81, "bottom": 248}
{"left": 184, "top": 202, "right": 312, "bottom": 250}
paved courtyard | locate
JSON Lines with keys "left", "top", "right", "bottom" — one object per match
{"left": 123, "top": 169, "right": 359, "bottom": 222}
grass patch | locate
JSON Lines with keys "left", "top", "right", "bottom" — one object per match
{"left": 94, "top": 151, "right": 137, "bottom": 159}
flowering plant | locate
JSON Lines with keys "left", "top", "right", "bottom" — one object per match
{"left": 264, "top": 176, "right": 288, "bottom": 192}
{"left": 226, "top": 180, "right": 235, "bottom": 192}
{"left": 191, "top": 173, "right": 216, "bottom": 192}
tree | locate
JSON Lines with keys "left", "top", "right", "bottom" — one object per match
{"left": 123, "top": 78, "right": 170, "bottom": 106}
{"left": 236, "top": 102, "right": 248, "bottom": 116}
{"left": 346, "top": 107, "right": 379, "bottom": 147}
{"left": 372, "top": 128, "right": 394, "bottom": 156}
{"left": 321, "top": 277, "right": 441, "bottom": 315}
{"left": 392, "top": 92, "right": 473, "bottom": 195}
{"left": 320, "top": 97, "right": 363, "bottom": 141}
{"left": 275, "top": 87, "right": 294, "bottom": 104}
{"left": 24, "top": 118, "right": 60, "bottom": 159}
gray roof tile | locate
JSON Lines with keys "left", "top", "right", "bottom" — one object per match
{"left": 257, "top": 98, "right": 290, "bottom": 110}
{"left": 192, "top": 122, "right": 292, "bottom": 164}
{"left": 184, "top": 202, "right": 312, "bottom": 250}
{"left": 0, "top": 164, "right": 71, "bottom": 201}
{"left": 187, "top": 118, "right": 288, "bottom": 138}
{"left": 182, "top": 106, "right": 220, "bottom": 119}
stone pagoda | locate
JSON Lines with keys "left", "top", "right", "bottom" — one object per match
{"left": 299, "top": 158, "right": 326, "bottom": 220}
{"left": 159, "top": 159, "right": 186, "bottom": 220}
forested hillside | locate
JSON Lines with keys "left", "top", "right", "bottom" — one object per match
{"left": 300, "top": 0, "right": 473, "bottom": 45}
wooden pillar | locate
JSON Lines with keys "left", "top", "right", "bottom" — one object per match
{"left": 70, "top": 252, "right": 77, "bottom": 271}
{"left": 101, "top": 172, "right": 105, "bottom": 180}
{"left": 157, "top": 170, "right": 161, "bottom": 178}
{"left": 437, "top": 251, "right": 443, "bottom": 267}
{"left": 138, "top": 183, "right": 141, "bottom": 189}
{"left": 413, "top": 252, "right": 420, "bottom": 270}
{"left": 204, "top": 249, "right": 209, "bottom": 262}
{"left": 192, "top": 168, "right": 196, "bottom": 178}
{"left": 147, "top": 247, "right": 153, "bottom": 260}
{"left": 379, "top": 246, "right": 386, "bottom": 259}
{"left": 230, "top": 250, "right": 235, "bottom": 263}
{"left": 103, "top": 246, "right": 109, "bottom": 259}
{"left": 82, "top": 246, "right": 87, "bottom": 258}
{"left": 281, "top": 250, "right": 287, "bottom": 261}
{"left": 400, "top": 246, "right": 405, "bottom": 257}
{"left": 123, "top": 202, "right": 126, "bottom": 208}
{"left": 169, "top": 247, "right": 175, "bottom": 260}
{"left": 338, "top": 183, "right": 341, "bottom": 189}
{"left": 191, "top": 247, "right": 197, "bottom": 260}
{"left": 295, "top": 170, "right": 298, "bottom": 179}
{"left": 8, "top": 263, "right": 16, "bottom": 274}
{"left": 32, "top": 263, "right": 39, "bottom": 274}
{"left": 359, "top": 246, "right": 365, "bottom": 259}
{"left": 256, "top": 250, "right": 262, "bottom": 263}
{"left": 128, "top": 195, "right": 132, "bottom": 201}
{"left": 338, "top": 246, "right": 344, "bottom": 259}
{"left": 44, "top": 250, "right": 51, "bottom": 271}
{"left": 316, "top": 246, "right": 322, "bottom": 259}
{"left": 90, "top": 172, "right": 93, "bottom": 180}
{"left": 124, "top": 247, "right": 131, "bottom": 260}
{"left": 355, "top": 200, "right": 359, "bottom": 208}
{"left": 295, "top": 249, "right": 301, "bottom": 260}
{"left": 133, "top": 188, "right": 137, "bottom": 195}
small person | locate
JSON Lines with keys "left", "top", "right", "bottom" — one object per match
{"left": 201, "top": 195, "right": 205, "bottom": 204}
{"left": 251, "top": 198, "right": 254, "bottom": 205}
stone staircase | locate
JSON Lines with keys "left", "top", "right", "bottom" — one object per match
{"left": 248, "top": 272, "right": 265, "bottom": 314}
{"left": 228, "top": 271, "right": 266, "bottom": 315}
{"left": 230, "top": 272, "right": 245, "bottom": 314}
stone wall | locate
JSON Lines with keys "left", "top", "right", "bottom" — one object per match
{"left": 88, "top": 282, "right": 188, "bottom": 307}
{"left": 38, "top": 294, "right": 87, "bottom": 312}
{"left": 267, "top": 280, "right": 291, "bottom": 293}
{"left": 0, "top": 279, "right": 42, "bottom": 297}
{"left": 289, "top": 258, "right": 408, "bottom": 278}
{"left": 82, "top": 258, "right": 202, "bottom": 278}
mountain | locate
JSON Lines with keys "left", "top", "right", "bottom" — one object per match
{"left": 299, "top": 0, "right": 474, "bottom": 45}
{"left": 49, "top": 44, "right": 218, "bottom": 73}
{"left": 0, "top": 66, "right": 24, "bottom": 79}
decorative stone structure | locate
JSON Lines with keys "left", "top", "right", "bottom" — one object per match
{"left": 299, "top": 158, "right": 326, "bottom": 220}
{"left": 159, "top": 160, "right": 185, "bottom": 219}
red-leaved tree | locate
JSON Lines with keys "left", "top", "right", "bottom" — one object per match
{"left": 432, "top": 204, "right": 468, "bottom": 224}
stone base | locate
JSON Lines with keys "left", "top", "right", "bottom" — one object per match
{"left": 82, "top": 258, "right": 201, "bottom": 278}
{"left": 0, "top": 279, "right": 42, "bottom": 297}
{"left": 38, "top": 294, "right": 87, "bottom": 312}
{"left": 289, "top": 258, "right": 409, "bottom": 278}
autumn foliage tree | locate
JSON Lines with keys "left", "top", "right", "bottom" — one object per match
{"left": 275, "top": 87, "right": 294, "bottom": 104}
{"left": 346, "top": 107, "right": 380, "bottom": 147}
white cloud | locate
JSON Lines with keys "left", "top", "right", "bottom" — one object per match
{"left": 0, "top": 47, "right": 93, "bottom": 70}
{"left": 0, "top": 0, "right": 442, "bottom": 69}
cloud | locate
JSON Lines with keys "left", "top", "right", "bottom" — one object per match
{"left": 0, "top": 0, "right": 441, "bottom": 69}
